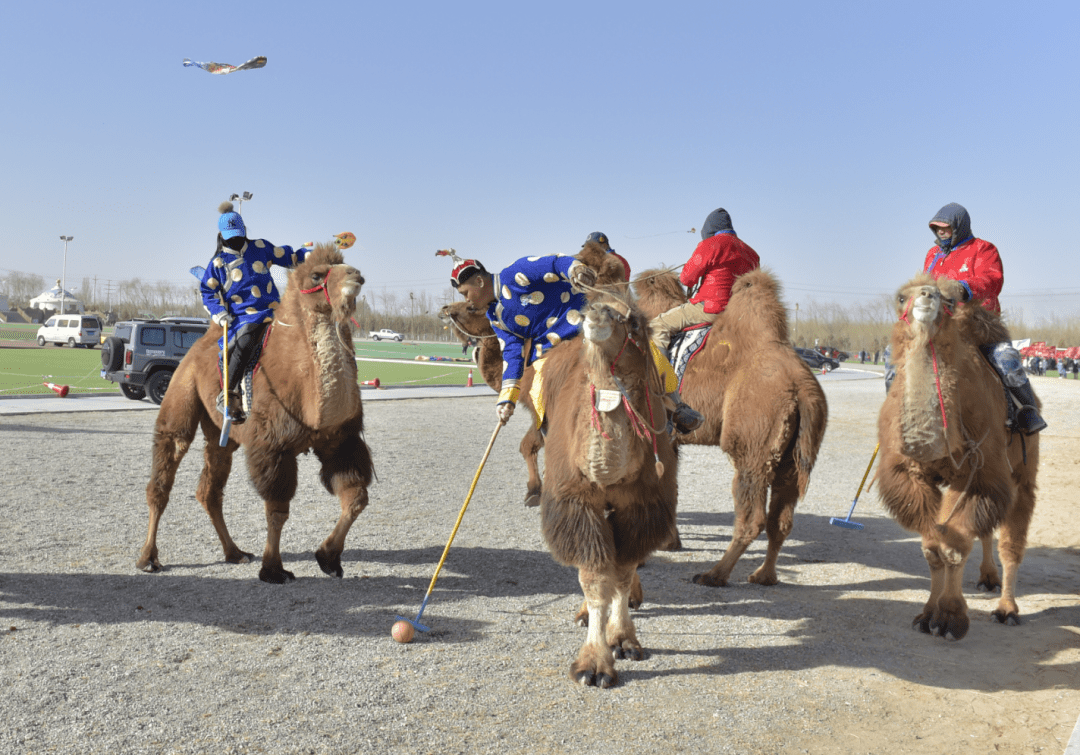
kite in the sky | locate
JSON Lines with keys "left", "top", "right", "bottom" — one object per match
{"left": 183, "top": 55, "right": 267, "bottom": 75}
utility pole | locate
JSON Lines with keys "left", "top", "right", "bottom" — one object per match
{"left": 59, "top": 236, "right": 73, "bottom": 315}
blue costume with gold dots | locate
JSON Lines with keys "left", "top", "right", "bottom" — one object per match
{"left": 200, "top": 239, "right": 310, "bottom": 349}
{"left": 485, "top": 254, "right": 588, "bottom": 405}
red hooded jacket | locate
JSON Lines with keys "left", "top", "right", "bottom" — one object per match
{"left": 923, "top": 238, "right": 1003, "bottom": 313}
{"left": 680, "top": 232, "right": 760, "bottom": 314}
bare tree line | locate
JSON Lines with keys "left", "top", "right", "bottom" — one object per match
{"left": 3, "top": 268, "right": 1077, "bottom": 347}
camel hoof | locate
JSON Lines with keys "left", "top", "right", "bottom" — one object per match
{"left": 575, "top": 670, "right": 615, "bottom": 688}
{"left": 976, "top": 578, "right": 1001, "bottom": 593}
{"left": 692, "top": 572, "right": 726, "bottom": 588}
{"left": 315, "top": 550, "right": 344, "bottom": 578}
{"left": 136, "top": 559, "right": 161, "bottom": 573}
{"left": 524, "top": 493, "right": 541, "bottom": 508}
{"left": 259, "top": 566, "right": 296, "bottom": 584}
{"left": 225, "top": 551, "right": 255, "bottom": 565}
{"left": 930, "top": 613, "right": 969, "bottom": 641}
{"left": 912, "top": 613, "right": 932, "bottom": 634}
{"left": 991, "top": 609, "right": 1021, "bottom": 626}
{"left": 748, "top": 571, "right": 779, "bottom": 586}
{"left": 611, "top": 643, "right": 645, "bottom": 662}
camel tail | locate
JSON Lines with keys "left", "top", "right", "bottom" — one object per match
{"left": 793, "top": 378, "right": 828, "bottom": 499}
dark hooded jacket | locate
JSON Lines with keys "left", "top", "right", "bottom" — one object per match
{"left": 679, "top": 208, "right": 760, "bottom": 313}
{"left": 922, "top": 203, "right": 1004, "bottom": 313}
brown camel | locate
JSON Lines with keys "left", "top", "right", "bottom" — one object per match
{"left": 138, "top": 245, "right": 374, "bottom": 584}
{"left": 876, "top": 273, "right": 1039, "bottom": 640}
{"left": 634, "top": 268, "right": 828, "bottom": 587}
{"left": 538, "top": 288, "right": 678, "bottom": 687}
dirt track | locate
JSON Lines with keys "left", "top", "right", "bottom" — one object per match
{"left": 0, "top": 376, "right": 1077, "bottom": 754}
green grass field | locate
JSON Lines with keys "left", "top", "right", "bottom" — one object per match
{"left": 0, "top": 335, "right": 480, "bottom": 397}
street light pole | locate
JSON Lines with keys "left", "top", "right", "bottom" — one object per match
{"left": 229, "top": 191, "right": 254, "bottom": 215}
{"left": 59, "top": 235, "right": 73, "bottom": 316}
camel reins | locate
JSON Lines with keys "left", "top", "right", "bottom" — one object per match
{"left": 299, "top": 267, "right": 335, "bottom": 306}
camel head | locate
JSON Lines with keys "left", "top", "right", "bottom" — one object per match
{"left": 631, "top": 268, "right": 687, "bottom": 320}
{"left": 439, "top": 301, "right": 495, "bottom": 342}
{"left": 582, "top": 290, "right": 651, "bottom": 369}
{"left": 286, "top": 244, "right": 365, "bottom": 323}
{"left": 894, "top": 274, "right": 964, "bottom": 338}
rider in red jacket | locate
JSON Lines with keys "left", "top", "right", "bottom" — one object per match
{"left": 915, "top": 203, "right": 1045, "bottom": 434}
{"left": 649, "top": 208, "right": 760, "bottom": 351}
{"left": 924, "top": 205, "right": 1003, "bottom": 313}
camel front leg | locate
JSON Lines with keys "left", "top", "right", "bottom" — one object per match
{"left": 917, "top": 529, "right": 973, "bottom": 641}
{"left": 575, "top": 568, "right": 644, "bottom": 626}
{"left": 606, "top": 563, "right": 645, "bottom": 661}
{"left": 694, "top": 469, "right": 767, "bottom": 587}
{"left": 314, "top": 434, "right": 374, "bottom": 578}
{"left": 261, "top": 502, "right": 294, "bottom": 584}
{"left": 247, "top": 449, "right": 299, "bottom": 584}
{"left": 571, "top": 568, "right": 618, "bottom": 688}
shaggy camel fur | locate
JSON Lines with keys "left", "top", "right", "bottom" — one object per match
{"left": 539, "top": 289, "right": 678, "bottom": 687}
{"left": 634, "top": 268, "right": 828, "bottom": 587}
{"left": 139, "top": 245, "right": 374, "bottom": 584}
{"left": 877, "top": 274, "right": 1039, "bottom": 640}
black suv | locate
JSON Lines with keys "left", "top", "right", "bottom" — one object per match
{"left": 100, "top": 317, "right": 210, "bottom": 404}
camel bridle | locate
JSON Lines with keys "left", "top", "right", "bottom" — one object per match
{"left": 299, "top": 267, "right": 336, "bottom": 308}
{"left": 585, "top": 299, "right": 666, "bottom": 473}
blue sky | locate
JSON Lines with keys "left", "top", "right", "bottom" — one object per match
{"left": 2, "top": 1, "right": 1077, "bottom": 322}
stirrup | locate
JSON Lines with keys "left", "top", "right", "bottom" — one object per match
{"left": 1013, "top": 405, "right": 1046, "bottom": 436}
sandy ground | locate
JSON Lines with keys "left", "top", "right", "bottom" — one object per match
{"left": 0, "top": 373, "right": 1077, "bottom": 754}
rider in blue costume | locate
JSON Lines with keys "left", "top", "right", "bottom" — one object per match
{"left": 451, "top": 252, "right": 703, "bottom": 432}
{"left": 200, "top": 201, "right": 311, "bottom": 423}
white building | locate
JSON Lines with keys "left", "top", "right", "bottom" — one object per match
{"left": 30, "top": 280, "right": 83, "bottom": 315}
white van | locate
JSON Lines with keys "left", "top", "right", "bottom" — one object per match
{"left": 36, "top": 315, "right": 103, "bottom": 348}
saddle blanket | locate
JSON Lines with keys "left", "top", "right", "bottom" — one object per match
{"left": 669, "top": 324, "right": 711, "bottom": 390}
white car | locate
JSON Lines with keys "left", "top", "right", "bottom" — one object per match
{"left": 369, "top": 329, "right": 404, "bottom": 342}
{"left": 36, "top": 315, "right": 102, "bottom": 348}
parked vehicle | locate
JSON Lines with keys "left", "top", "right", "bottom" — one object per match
{"left": 795, "top": 347, "right": 840, "bottom": 371}
{"left": 36, "top": 315, "right": 102, "bottom": 348}
{"left": 369, "top": 328, "right": 404, "bottom": 341}
{"left": 100, "top": 317, "right": 210, "bottom": 404}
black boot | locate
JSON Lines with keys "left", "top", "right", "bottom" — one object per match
{"left": 1008, "top": 382, "right": 1046, "bottom": 435}
{"left": 672, "top": 400, "right": 704, "bottom": 434}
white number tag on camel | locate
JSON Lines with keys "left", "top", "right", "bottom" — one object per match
{"left": 595, "top": 389, "right": 621, "bottom": 412}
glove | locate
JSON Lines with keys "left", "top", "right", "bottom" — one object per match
{"left": 569, "top": 262, "right": 597, "bottom": 290}
{"left": 213, "top": 311, "right": 235, "bottom": 328}
{"left": 496, "top": 401, "right": 515, "bottom": 424}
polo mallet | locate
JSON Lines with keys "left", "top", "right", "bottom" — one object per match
{"left": 218, "top": 320, "right": 231, "bottom": 447}
{"left": 830, "top": 443, "right": 879, "bottom": 530}
{"left": 396, "top": 419, "right": 504, "bottom": 633}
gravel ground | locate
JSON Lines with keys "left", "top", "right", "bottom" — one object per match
{"left": 1, "top": 376, "right": 1078, "bottom": 755}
